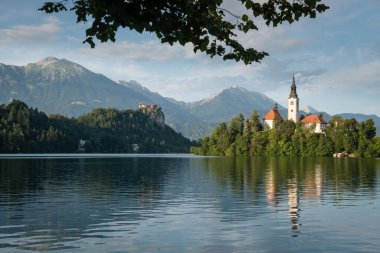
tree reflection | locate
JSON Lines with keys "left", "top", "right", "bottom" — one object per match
{"left": 203, "top": 156, "right": 379, "bottom": 234}
{"left": 0, "top": 157, "right": 174, "bottom": 250}
{"left": 0, "top": 156, "right": 379, "bottom": 251}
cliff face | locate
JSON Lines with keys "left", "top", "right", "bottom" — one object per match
{"left": 138, "top": 103, "right": 165, "bottom": 127}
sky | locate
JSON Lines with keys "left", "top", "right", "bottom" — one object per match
{"left": 0, "top": 0, "right": 379, "bottom": 116}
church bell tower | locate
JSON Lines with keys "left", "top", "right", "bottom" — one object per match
{"left": 288, "top": 75, "right": 299, "bottom": 122}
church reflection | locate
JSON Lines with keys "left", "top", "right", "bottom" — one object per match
{"left": 288, "top": 178, "right": 299, "bottom": 234}
{"left": 265, "top": 168, "right": 277, "bottom": 206}
{"left": 263, "top": 161, "right": 302, "bottom": 234}
{"left": 0, "top": 156, "right": 378, "bottom": 251}
{"left": 205, "top": 157, "right": 344, "bottom": 235}
{"left": 270, "top": 160, "right": 324, "bottom": 235}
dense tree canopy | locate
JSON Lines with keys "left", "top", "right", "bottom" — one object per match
{"left": 191, "top": 112, "right": 380, "bottom": 157}
{"left": 0, "top": 100, "right": 192, "bottom": 153}
{"left": 40, "top": 0, "right": 328, "bottom": 64}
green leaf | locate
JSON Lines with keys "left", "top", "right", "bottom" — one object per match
{"left": 39, "top": 0, "right": 329, "bottom": 65}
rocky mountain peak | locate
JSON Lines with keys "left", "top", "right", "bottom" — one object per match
{"left": 25, "top": 57, "right": 90, "bottom": 79}
{"left": 199, "top": 86, "right": 249, "bottom": 105}
{"left": 36, "top": 56, "right": 60, "bottom": 66}
{"left": 229, "top": 85, "right": 249, "bottom": 92}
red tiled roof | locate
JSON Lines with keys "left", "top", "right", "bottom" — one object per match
{"left": 301, "top": 115, "right": 327, "bottom": 124}
{"left": 264, "top": 109, "right": 283, "bottom": 121}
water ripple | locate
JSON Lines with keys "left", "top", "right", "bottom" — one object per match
{"left": 0, "top": 156, "right": 379, "bottom": 252}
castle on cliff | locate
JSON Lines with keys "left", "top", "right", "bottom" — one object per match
{"left": 263, "top": 76, "right": 327, "bottom": 133}
{"left": 138, "top": 102, "right": 166, "bottom": 127}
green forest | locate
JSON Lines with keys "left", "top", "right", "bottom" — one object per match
{"left": 0, "top": 100, "right": 192, "bottom": 153}
{"left": 191, "top": 112, "right": 380, "bottom": 157}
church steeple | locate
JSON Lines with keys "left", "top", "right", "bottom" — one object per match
{"left": 288, "top": 75, "right": 299, "bottom": 122}
{"left": 289, "top": 75, "right": 298, "bottom": 99}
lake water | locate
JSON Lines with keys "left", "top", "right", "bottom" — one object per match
{"left": 0, "top": 155, "right": 379, "bottom": 252}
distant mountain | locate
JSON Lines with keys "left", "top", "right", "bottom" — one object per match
{"left": 119, "top": 80, "right": 216, "bottom": 139}
{"left": 0, "top": 57, "right": 213, "bottom": 139}
{"left": 186, "top": 86, "right": 283, "bottom": 122}
{"left": 299, "top": 105, "right": 331, "bottom": 122}
{"left": 337, "top": 113, "right": 380, "bottom": 122}
{"left": 1, "top": 57, "right": 379, "bottom": 139}
{"left": 0, "top": 57, "right": 143, "bottom": 115}
{"left": 303, "top": 105, "right": 319, "bottom": 114}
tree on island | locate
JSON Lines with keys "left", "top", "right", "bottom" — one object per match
{"left": 191, "top": 112, "right": 380, "bottom": 158}
{"left": 39, "top": 0, "right": 328, "bottom": 64}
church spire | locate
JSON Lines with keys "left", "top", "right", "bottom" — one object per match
{"left": 287, "top": 75, "right": 299, "bottom": 122}
{"left": 289, "top": 75, "right": 298, "bottom": 99}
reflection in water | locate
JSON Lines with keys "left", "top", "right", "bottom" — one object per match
{"left": 204, "top": 157, "right": 379, "bottom": 237}
{"left": 0, "top": 156, "right": 379, "bottom": 253}
{"left": 288, "top": 178, "right": 299, "bottom": 233}
{"left": 0, "top": 158, "right": 174, "bottom": 251}
{"left": 265, "top": 167, "right": 277, "bottom": 206}
{"left": 265, "top": 161, "right": 302, "bottom": 234}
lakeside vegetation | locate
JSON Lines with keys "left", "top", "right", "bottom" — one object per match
{"left": 191, "top": 112, "right": 380, "bottom": 157}
{"left": 0, "top": 100, "right": 192, "bottom": 153}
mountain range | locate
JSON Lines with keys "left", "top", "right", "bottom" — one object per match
{"left": 1, "top": 57, "right": 378, "bottom": 139}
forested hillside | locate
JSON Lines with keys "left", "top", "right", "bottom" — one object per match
{"left": 191, "top": 112, "right": 380, "bottom": 157}
{"left": 0, "top": 100, "right": 192, "bottom": 153}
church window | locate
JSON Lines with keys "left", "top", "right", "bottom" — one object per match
{"left": 290, "top": 101, "right": 294, "bottom": 105}
{"left": 291, "top": 110, "right": 293, "bottom": 112}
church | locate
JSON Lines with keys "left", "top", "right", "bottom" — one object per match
{"left": 263, "top": 76, "right": 327, "bottom": 133}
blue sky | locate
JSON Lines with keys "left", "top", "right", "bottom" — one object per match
{"left": 0, "top": 0, "right": 379, "bottom": 115}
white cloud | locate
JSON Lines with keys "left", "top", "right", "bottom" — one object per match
{"left": 290, "top": 59, "right": 380, "bottom": 115}
{"left": 81, "top": 40, "right": 192, "bottom": 61}
{"left": 239, "top": 26, "right": 305, "bottom": 54}
{"left": 305, "top": 60, "right": 380, "bottom": 93}
{"left": 0, "top": 17, "right": 60, "bottom": 44}
{"left": 140, "top": 75, "right": 253, "bottom": 102}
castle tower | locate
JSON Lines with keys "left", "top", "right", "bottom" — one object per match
{"left": 288, "top": 75, "right": 299, "bottom": 122}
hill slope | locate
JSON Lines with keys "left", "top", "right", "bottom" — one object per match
{"left": 119, "top": 80, "right": 215, "bottom": 139}
{"left": 186, "top": 86, "right": 284, "bottom": 122}
{"left": 1, "top": 57, "right": 378, "bottom": 138}
{"left": 0, "top": 57, "right": 144, "bottom": 115}
{"left": 0, "top": 100, "right": 192, "bottom": 153}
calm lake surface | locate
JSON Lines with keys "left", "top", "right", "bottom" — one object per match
{"left": 0, "top": 155, "right": 379, "bottom": 252}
